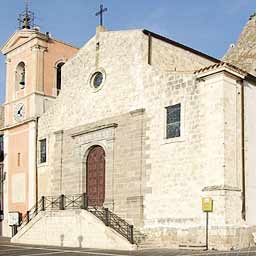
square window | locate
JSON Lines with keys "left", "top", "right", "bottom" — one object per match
{"left": 166, "top": 103, "right": 181, "bottom": 139}
{"left": 39, "top": 139, "right": 47, "bottom": 163}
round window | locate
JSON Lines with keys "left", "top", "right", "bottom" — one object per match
{"left": 92, "top": 72, "right": 104, "bottom": 89}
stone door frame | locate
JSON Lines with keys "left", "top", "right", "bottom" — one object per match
{"left": 71, "top": 123, "right": 117, "bottom": 211}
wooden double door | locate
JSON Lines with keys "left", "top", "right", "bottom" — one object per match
{"left": 86, "top": 146, "right": 105, "bottom": 207}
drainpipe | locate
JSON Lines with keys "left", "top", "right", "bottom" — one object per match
{"left": 60, "top": 130, "right": 64, "bottom": 194}
{"left": 241, "top": 81, "right": 246, "bottom": 221}
{"left": 35, "top": 117, "right": 39, "bottom": 207}
{"left": 147, "top": 33, "right": 152, "bottom": 65}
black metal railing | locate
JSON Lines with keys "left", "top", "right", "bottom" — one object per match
{"left": 109, "top": 209, "right": 134, "bottom": 244}
{"left": 89, "top": 207, "right": 134, "bottom": 244}
{"left": 19, "top": 197, "right": 43, "bottom": 230}
{"left": 15, "top": 193, "right": 134, "bottom": 244}
{"left": 43, "top": 195, "right": 60, "bottom": 210}
{"left": 42, "top": 194, "right": 86, "bottom": 211}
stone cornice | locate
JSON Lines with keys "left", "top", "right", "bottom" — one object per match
{"left": 0, "top": 116, "right": 39, "bottom": 131}
{"left": 129, "top": 108, "right": 145, "bottom": 116}
{"left": 1, "top": 30, "right": 49, "bottom": 55}
{"left": 4, "top": 92, "right": 56, "bottom": 106}
{"left": 70, "top": 123, "right": 118, "bottom": 138}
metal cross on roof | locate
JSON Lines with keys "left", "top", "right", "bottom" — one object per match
{"left": 95, "top": 4, "right": 108, "bottom": 26}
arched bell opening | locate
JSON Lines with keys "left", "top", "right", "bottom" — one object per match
{"left": 15, "top": 61, "right": 26, "bottom": 90}
{"left": 56, "top": 62, "right": 65, "bottom": 96}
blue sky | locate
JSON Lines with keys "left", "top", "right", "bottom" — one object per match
{"left": 0, "top": 0, "right": 255, "bottom": 103}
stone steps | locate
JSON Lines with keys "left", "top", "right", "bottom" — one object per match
{"left": 11, "top": 210, "right": 136, "bottom": 250}
{"left": 138, "top": 241, "right": 164, "bottom": 249}
{"left": 137, "top": 237, "right": 206, "bottom": 250}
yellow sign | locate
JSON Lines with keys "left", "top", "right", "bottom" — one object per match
{"left": 202, "top": 197, "right": 213, "bottom": 212}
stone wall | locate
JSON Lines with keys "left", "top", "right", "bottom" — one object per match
{"left": 244, "top": 80, "right": 256, "bottom": 226}
{"left": 150, "top": 35, "right": 215, "bottom": 71}
{"left": 38, "top": 29, "right": 217, "bottom": 135}
{"left": 141, "top": 69, "right": 221, "bottom": 247}
{"left": 37, "top": 29, "right": 250, "bottom": 249}
{"left": 38, "top": 110, "right": 146, "bottom": 227}
{"left": 38, "top": 29, "right": 218, "bottom": 229}
{"left": 140, "top": 67, "right": 251, "bottom": 249}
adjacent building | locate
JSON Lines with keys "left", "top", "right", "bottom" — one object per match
{"left": 0, "top": 8, "right": 78, "bottom": 238}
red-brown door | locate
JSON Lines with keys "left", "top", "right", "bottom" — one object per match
{"left": 86, "top": 146, "right": 105, "bottom": 207}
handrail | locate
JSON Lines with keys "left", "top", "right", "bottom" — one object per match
{"left": 15, "top": 193, "right": 134, "bottom": 244}
{"left": 18, "top": 198, "right": 43, "bottom": 230}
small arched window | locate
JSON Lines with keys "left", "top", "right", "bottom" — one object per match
{"left": 16, "top": 62, "right": 26, "bottom": 90}
{"left": 56, "top": 62, "right": 65, "bottom": 96}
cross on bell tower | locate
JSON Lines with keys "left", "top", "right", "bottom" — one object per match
{"left": 95, "top": 4, "right": 108, "bottom": 26}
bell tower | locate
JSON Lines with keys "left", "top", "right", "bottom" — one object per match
{"left": 0, "top": 1, "right": 78, "bottom": 236}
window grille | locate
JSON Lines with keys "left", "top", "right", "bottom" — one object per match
{"left": 166, "top": 103, "right": 181, "bottom": 139}
{"left": 39, "top": 139, "right": 47, "bottom": 163}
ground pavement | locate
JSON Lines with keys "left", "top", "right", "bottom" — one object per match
{"left": 0, "top": 237, "right": 256, "bottom": 256}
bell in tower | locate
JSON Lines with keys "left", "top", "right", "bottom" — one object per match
{"left": 16, "top": 62, "right": 26, "bottom": 90}
{"left": 19, "top": 69, "right": 25, "bottom": 88}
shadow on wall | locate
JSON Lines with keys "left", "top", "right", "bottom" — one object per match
{"left": 78, "top": 235, "right": 83, "bottom": 248}
{"left": 60, "top": 234, "right": 84, "bottom": 248}
{"left": 60, "top": 234, "right": 64, "bottom": 247}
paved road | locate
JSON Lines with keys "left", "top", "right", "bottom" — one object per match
{"left": 1, "top": 237, "right": 256, "bottom": 256}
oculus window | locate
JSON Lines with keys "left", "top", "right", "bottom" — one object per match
{"left": 39, "top": 139, "right": 47, "bottom": 163}
{"left": 91, "top": 72, "right": 104, "bottom": 89}
{"left": 166, "top": 103, "right": 181, "bottom": 139}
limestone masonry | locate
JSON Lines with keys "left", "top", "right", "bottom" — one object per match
{"left": 0, "top": 11, "right": 256, "bottom": 251}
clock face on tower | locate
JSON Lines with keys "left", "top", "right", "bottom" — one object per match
{"left": 14, "top": 103, "right": 25, "bottom": 122}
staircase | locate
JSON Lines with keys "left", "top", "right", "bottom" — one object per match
{"left": 12, "top": 193, "right": 136, "bottom": 250}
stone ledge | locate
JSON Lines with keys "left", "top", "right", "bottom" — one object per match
{"left": 129, "top": 108, "right": 145, "bottom": 116}
{"left": 202, "top": 185, "right": 241, "bottom": 192}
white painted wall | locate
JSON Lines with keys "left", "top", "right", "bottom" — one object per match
{"left": 244, "top": 80, "right": 256, "bottom": 225}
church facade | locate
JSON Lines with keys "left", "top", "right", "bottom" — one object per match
{"left": 0, "top": 8, "right": 256, "bottom": 251}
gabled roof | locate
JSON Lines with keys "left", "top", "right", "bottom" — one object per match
{"left": 194, "top": 62, "right": 248, "bottom": 76}
{"left": 1, "top": 29, "right": 79, "bottom": 55}
{"left": 194, "top": 61, "right": 256, "bottom": 82}
{"left": 1, "top": 29, "right": 48, "bottom": 55}
{"left": 143, "top": 29, "right": 220, "bottom": 63}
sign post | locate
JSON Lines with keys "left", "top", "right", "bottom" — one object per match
{"left": 8, "top": 212, "right": 20, "bottom": 237}
{"left": 202, "top": 197, "right": 213, "bottom": 250}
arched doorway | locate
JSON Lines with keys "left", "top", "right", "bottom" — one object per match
{"left": 86, "top": 146, "right": 105, "bottom": 207}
